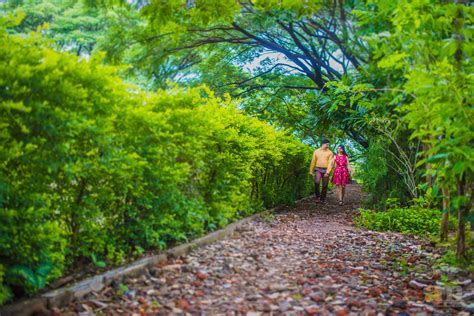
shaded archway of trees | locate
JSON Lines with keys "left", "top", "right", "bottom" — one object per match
{"left": 2, "top": 0, "right": 472, "bottom": 267}
{"left": 98, "top": 0, "right": 473, "bottom": 261}
{"left": 122, "top": 0, "right": 375, "bottom": 149}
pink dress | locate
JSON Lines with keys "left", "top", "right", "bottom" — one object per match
{"left": 332, "top": 154, "right": 351, "bottom": 185}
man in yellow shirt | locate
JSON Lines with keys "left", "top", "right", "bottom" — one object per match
{"left": 309, "top": 139, "right": 334, "bottom": 204}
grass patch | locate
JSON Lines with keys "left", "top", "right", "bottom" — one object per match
{"left": 354, "top": 206, "right": 456, "bottom": 236}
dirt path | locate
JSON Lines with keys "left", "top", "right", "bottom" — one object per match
{"left": 59, "top": 185, "right": 473, "bottom": 315}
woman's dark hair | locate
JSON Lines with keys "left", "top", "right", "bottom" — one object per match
{"left": 337, "top": 145, "right": 348, "bottom": 156}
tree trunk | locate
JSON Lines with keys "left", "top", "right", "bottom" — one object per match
{"left": 453, "top": 1, "right": 468, "bottom": 261}
{"left": 456, "top": 176, "right": 467, "bottom": 260}
{"left": 440, "top": 186, "right": 449, "bottom": 242}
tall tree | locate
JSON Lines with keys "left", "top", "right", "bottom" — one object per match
{"left": 0, "top": 0, "right": 143, "bottom": 57}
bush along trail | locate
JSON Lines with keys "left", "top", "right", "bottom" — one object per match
{"left": 57, "top": 185, "right": 474, "bottom": 315}
{"left": 0, "top": 24, "right": 313, "bottom": 306}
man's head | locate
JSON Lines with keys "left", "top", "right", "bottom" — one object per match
{"left": 321, "top": 139, "right": 330, "bottom": 150}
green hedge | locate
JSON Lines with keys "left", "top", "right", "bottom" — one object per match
{"left": 0, "top": 27, "right": 313, "bottom": 304}
{"left": 355, "top": 206, "right": 456, "bottom": 236}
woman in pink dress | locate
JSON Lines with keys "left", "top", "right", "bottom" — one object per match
{"left": 331, "top": 145, "right": 352, "bottom": 206}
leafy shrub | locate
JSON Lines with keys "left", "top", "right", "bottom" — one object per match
{"left": 0, "top": 21, "right": 312, "bottom": 304}
{"left": 358, "top": 140, "right": 412, "bottom": 209}
{"left": 355, "top": 206, "right": 456, "bottom": 236}
{"left": 0, "top": 265, "right": 11, "bottom": 304}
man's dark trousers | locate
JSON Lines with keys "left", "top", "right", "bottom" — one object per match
{"left": 314, "top": 167, "right": 329, "bottom": 201}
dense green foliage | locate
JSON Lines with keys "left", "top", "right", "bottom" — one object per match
{"left": 356, "top": 141, "right": 412, "bottom": 209}
{"left": 0, "top": 21, "right": 312, "bottom": 303}
{"left": 356, "top": 206, "right": 455, "bottom": 237}
{"left": 1, "top": 0, "right": 133, "bottom": 56}
{"left": 356, "top": 0, "right": 473, "bottom": 210}
{"left": 338, "top": 1, "right": 472, "bottom": 257}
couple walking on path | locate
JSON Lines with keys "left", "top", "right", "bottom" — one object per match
{"left": 309, "top": 139, "right": 352, "bottom": 206}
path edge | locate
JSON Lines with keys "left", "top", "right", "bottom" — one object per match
{"left": 0, "top": 196, "right": 311, "bottom": 316}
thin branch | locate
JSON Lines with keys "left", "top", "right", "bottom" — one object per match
{"left": 215, "top": 63, "right": 295, "bottom": 88}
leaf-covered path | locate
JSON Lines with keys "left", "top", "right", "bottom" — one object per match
{"left": 60, "top": 185, "right": 473, "bottom": 315}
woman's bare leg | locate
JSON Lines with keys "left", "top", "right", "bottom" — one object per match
{"left": 336, "top": 185, "right": 342, "bottom": 202}
{"left": 341, "top": 185, "right": 346, "bottom": 202}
